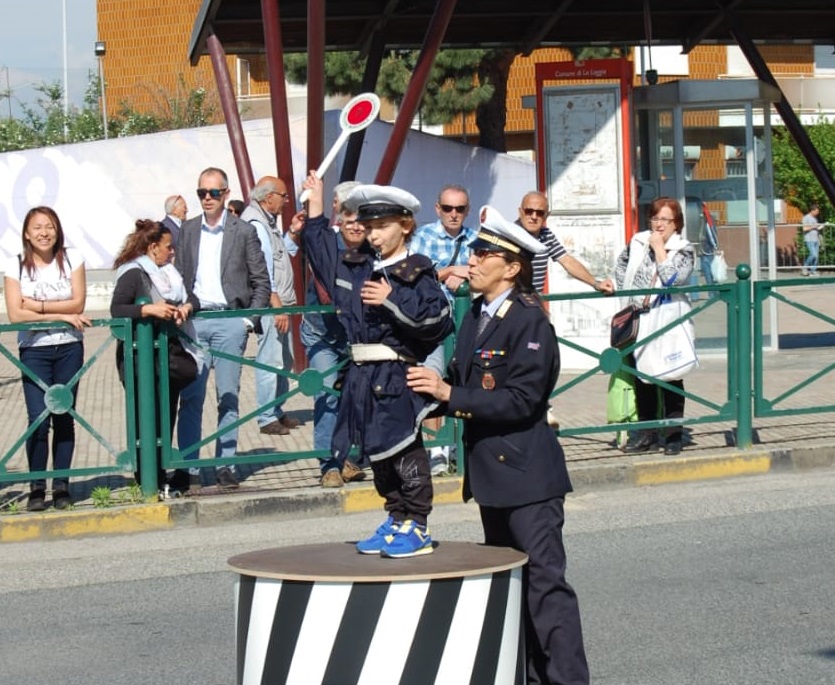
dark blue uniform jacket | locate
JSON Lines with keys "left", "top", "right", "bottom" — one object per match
{"left": 303, "top": 215, "right": 453, "bottom": 462}
{"left": 446, "top": 291, "right": 573, "bottom": 507}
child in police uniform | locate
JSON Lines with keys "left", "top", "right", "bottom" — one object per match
{"left": 300, "top": 172, "right": 454, "bottom": 558}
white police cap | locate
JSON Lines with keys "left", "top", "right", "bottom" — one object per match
{"left": 346, "top": 184, "right": 421, "bottom": 222}
{"left": 469, "top": 205, "right": 546, "bottom": 260}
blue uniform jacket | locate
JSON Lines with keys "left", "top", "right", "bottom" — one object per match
{"left": 303, "top": 215, "right": 454, "bottom": 462}
{"left": 445, "top": 290, "right": 573, "bottom": 507}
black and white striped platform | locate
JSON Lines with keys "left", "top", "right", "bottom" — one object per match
{"left": 228, "top": 541, "right": 528, "bottom": 685}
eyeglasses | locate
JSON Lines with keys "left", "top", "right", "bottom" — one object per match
{"left": 439, "top": 204, "right": 468, "bottom": 214}
{"left": 196, "top": 188, "right": 227, "bottom": 200}
{"left": 472, "top": 248, "right": 507, "bottom": 261}
{"left": 271, "top": 191, "right": 290, "bottom": 200}
{"left": 340, "top": 219, "right": 362, "bottom": 228}
{"left": 650, "top": 216, "right": 675, "bottom": 225}
{"left": 522, "top": 207, "right": 547, "bottom": 218}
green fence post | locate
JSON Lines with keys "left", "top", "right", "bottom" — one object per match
{"left": 451, "top": 282, "right": 470, "bottom": 475}
{"left": 735, "top": 264, "right": 753, "bottom": 449}
{"left": 134, "top": 298, "right": 158, "bottom": 497}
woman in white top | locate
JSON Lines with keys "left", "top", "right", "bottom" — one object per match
{"left": 3, "top": 207, "right": 90, "bottom": 511}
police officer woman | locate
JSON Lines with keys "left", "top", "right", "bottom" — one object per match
{"left": 407, "top": 206, "right": 589, "bottom": 685}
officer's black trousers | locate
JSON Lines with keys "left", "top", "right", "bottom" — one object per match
{"left": 480, "top": 498, "right": 589, "bottom": 685}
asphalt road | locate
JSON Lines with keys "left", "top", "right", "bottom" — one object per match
{"left": 2, "top": 470, "right": 835, "bottom": 684}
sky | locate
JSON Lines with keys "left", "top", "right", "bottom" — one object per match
{"left": 0, "top": 0, "right": 98, "bottom": 118}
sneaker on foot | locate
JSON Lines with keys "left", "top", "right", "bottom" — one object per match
{"left": 429, "top": 446, "right": 450, "bottom": 476}
{"left": 321, "top": 469, "right": 343, "bottom": 488}
{"left": 356, "top": 516, "right": 401, "bottom": 554}
{"left": 381, "top": 519, "right": 434, "bottom": 558}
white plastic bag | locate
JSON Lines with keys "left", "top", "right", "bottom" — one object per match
{"left": 710, "top": 252, "right": 728, "bottom": 282}
{"left": 635, "top": 296, "right": 699, "bottom": 382}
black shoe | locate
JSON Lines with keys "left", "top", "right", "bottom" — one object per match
{"left": 622, "top": 430, "right": 659, "bottom": 453}
{"left": 53, "top": 490, "right": 72, "bottom": 510}
{"left": 216, "top": 467, "right": 239, "bottom": 489}
{"left": 27, "top": 490, "right": 46, "bottom": 512}
{"left": 168, "top": 469, "right": 192, "bottom": 493}
{"left": 664, "top": 441, "right": 683, "bottom": 456}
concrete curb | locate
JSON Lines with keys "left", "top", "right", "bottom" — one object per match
{"left": 2, "top": 446, "right": 833, "bottom": 541}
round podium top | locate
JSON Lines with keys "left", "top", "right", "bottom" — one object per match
{"left": 228, "top": 541, "right": 528, "bottom": 583}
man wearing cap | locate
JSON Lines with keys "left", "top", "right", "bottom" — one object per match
{"left": 407, "top": 206, "right": 589, "bottom": 684}
{"left": 301, "top": 171, "right": 453, "bottom": 558}
{"left": 518, "top": 190, "right": 614, "bottom": 295}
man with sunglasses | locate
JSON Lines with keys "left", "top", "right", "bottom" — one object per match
{"left": 411, "top": 184, "right": 476, "bottom": 475}
{"left": 240, "top": 176, "right": 302, "bottom": 438}
{"left": 174, "top": 167, "right": 271, "bottom": 490}
{"left": 517, "top": 191, "right": 614, "bottom": 295}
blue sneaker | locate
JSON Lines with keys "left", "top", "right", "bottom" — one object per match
{"left": 356, "top": 517, "right": 401, "bottom": 554}
{"left": 381, "top": 520, "right": 434, "bottom": 558}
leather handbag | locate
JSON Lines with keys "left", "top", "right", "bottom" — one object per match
{"left": 610, "top": 274, "right": 656, "bottom": 350}
{"left": 167, "top": 334, "right": 198, "bottom": 385}
{"left": 610, "top": 304, "right": 643, "bottom": 349}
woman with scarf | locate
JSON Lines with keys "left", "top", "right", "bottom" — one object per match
{"left": 111, "top": 220, "right": 201, "bottom": 494}
{"left": 615, "top": 197, "right": 695, "bottom": 456}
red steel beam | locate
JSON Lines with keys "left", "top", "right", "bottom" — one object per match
{"left": 375, "top": 0, "right": 458, "bottom": 184}
{"left": 206, "top": 30, "right": 255, "bottom": 197}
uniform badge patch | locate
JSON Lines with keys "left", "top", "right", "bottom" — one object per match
{"left": 482, "top": 372, "right": 496, "bottom": 390}
{"left": 527, "top": 341, "right": 541, "bottom": 351}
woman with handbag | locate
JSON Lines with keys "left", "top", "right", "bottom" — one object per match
{"left": 614, "top": 197, "right": 695, "bottom": 456}
{"left": 111, "top": 220, "right": 201, "bottom": 494}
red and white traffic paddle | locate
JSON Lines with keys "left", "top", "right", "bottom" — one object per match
{"left": 299, "top": 92, "right": 381, "bottom": 203}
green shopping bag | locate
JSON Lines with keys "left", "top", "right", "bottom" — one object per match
{"left": 607, "top": 368, "right": 637, "bottom": 447}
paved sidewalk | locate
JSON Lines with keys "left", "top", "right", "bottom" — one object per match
{"left": 2, "top": 287, "right": 835, "bottom": 541}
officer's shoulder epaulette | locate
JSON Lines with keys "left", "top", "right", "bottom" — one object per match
{"left": 517, "top": 292, "right": 542, "bottom": 308}
{"left": 389, "top": 253, "right": 434, "bottom": 282}
{"left": 342, "top": 245, "right": 373, "bottom": 264}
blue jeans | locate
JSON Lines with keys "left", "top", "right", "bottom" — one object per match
{"left": 177, "top": 317, "right": 248, "bottom": 464}
{"left": 20, "top": 341, "right": 83, "bottom": 492}
{"left": 255, "top": 320, "right": 293, "bottom": 427}
{"left": 804, "top": 238, "right": 819, "bottom": 273}
{"left": 300, "top": 323, "right": 345, "bottom": 474}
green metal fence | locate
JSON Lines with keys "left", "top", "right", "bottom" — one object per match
{"left": 4, "top": 264, "right": 829, "bottom": 499}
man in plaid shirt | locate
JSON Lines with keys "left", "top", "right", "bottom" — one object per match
{"left": 411, "top": 184, "right": 477, "bottom": 303}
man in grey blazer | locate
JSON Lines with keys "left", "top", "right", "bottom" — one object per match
{"left": 174, "top": 167, "right": 271, "bottom": 489}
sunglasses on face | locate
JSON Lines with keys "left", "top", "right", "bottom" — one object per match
{"left": 522, "top": 207, "right": 546, "bottom": 218}
{"left": 439, "top": 204, "right": 468, "bottom": 214}
{"left": 196, "top": 188, "right": 227, "bottom": 200}
{"left": 472, "top": 248, "right": 507, "bottom": 261}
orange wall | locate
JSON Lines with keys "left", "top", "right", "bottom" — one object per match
{"left": 98, "top": 0, "right": 227, "bottom": 117}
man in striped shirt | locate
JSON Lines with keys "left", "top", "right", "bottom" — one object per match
{"left": 517, "top": 190, "right": 614, "bottom": 295}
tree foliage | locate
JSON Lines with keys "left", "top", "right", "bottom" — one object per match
{"left": 0, "top": 73, "right": 218, "bottom": 153}
{"left": 771, "top": 114, "right": 835, "bottom": 221}
{"left": 284, "top": 48, "right": 502, "bottom": 148}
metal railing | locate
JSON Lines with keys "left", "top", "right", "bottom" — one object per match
{"left": 3, "top": 264, "right": 833, "bottom": 500}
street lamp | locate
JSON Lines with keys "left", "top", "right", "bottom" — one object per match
{"left": 95, "top": 41, "right": 108, "bottom": 139}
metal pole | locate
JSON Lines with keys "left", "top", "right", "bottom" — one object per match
{"left": 62, "top": 0, "right": 68, "bottom": 139}
{"left": 135, "top": 304, "right": 158, "bottom": 497}
{"left": 375, "top": 0, "right": 457, "bottom": 184}
{"left": 735, "top": 264, "right": 753, "bottom": 449}
{"left": 206, "top": 30, "right": 256, "bottom": 195}
{"left": 98, "top": 57, "right": 108, "bottom": 139}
